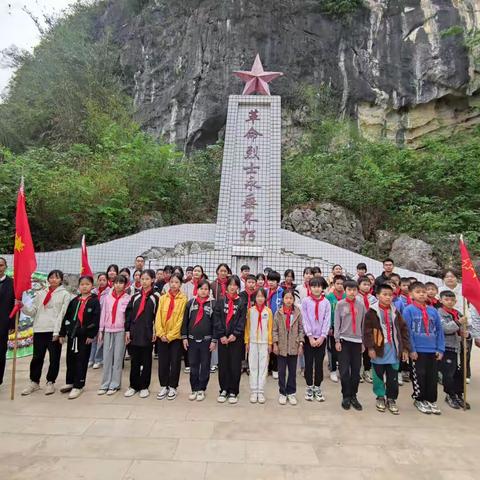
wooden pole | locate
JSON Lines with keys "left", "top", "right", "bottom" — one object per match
{"left": 10, "top": 311, "right": 19, "bottom": 401}
{"left": 462, "top": 300, "right": 468, "bottom": 411}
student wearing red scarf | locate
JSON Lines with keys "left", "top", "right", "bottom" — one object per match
{"left": 363, "top": 284, "right": 411, "bottom": 415}
{"left": 266, "top": 270, "right": 284, "bottom": 380}
{"left": 0, "top": 257, "right": 14, "bottom": 388}
{"left": 295, "top": 267, "right": 314, "bottom": 305}
{"left": 280, "top": 269, "right": 297, "bottom": 290}
{"left": 183, "top": 265, "right": 206, "bottom": 301}
{"left": 239, "top": 264, "right": 251, "bottom": 292}
{"left": 97, "top": 275, "right": 131, "bottom": 396}
{"left": 425, "top": 282, "right": 441, "bottom": 309}
{"left": 106, "top": 264, "right": 119, "bottom": 288}
{"left": 438, "top": 290, "right": 470, "bottom": 410}
{"left": 403, "top": 282, "right": 445, "bottom": 415}
{"left": 244, "top": 288, "right": 273, "bottom": 404}
{"left": 334, "top": 280, "right": 367, "bottom": 411}
{"left": 58, "top": 276, "right": 100, "bottom": 399}
{"left": 155, "top": 274, "right": 188, "bottom": 401}
{"left": 20, "top": 269, "right": 71, "bottom": 397}
{"left": 273, "top": 289, "right": 304, "bottom": 405}
{"left": 213, "top": 275, "right": 247, "bottom": 404}
{"left": 124, "top": 269, "right": 160, "bottom": 399}
{"left": 182, "top": 280, "right": 216, "bottom": 401}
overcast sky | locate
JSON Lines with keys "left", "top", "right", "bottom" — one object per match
{"left": 0, "top": 0, "right": 79, "bottom": 96}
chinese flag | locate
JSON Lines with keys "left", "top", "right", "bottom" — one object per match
{"left": 460, "top": 235, "right": 480, "bottom": 314}
{"left": 10, "top": 178, "right": 37, "bottom": 318}
{"left": 80, "top": 235, "right": 93, "bottom": 277}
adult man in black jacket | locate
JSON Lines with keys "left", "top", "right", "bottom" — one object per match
{"left": 0, "top": 257, "right": 15, "bottom": 386}
{"left": 374, "top": 258, "right": 395, "bottom": 293}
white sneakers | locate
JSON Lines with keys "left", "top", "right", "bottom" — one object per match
{"left": 68, "top": 388, "right": 83, "bottom": 399}
{"left": 124, "top": 388, "right": 137, "bottom": 397}
{"left": 92, "top": 363, "right": 102, "bottom": 369}
{"left": 287, "top": 394, "right": 297, "bottom": 405}
{"left": 196, "top": 391, "right": 205, "bottom": 401}
{"left": 157, "top": 386, "right": 169, "bottom": 400}
{"left": 330, "top": 371, "right": 339, "bottom": 383}
{"left": 217, "top": 390, "right": 227, "bottom": 403}
{"left": 106, "top": 389, "right": 118, "bottom": 396}
{"left": 189, "top": 391, "right": 198, "bottom": 401}
{"left": 257, "top": 393, "right": 266, "bottom": 404}
{"left": 45, "top": 382, "right": 55, "bottom": 395}
{"left": 21, "top": 381, "right": 40, "bottom": 396}
{"left": 97, "top": 389, "right": 107, "bottom": 396}
{"left": 278, "top": 394, "right": 287, "bottom": 405}
{"left": 272, "top": 371, "right": 279, "bottom": 379}
{"left": 167, "top": 388, "right": 177, "bottom": 400}
{"left": 250, "top": 393, "right": 258, "bottom": 403}
{"left": 139, "top": 389, "right": 150, "bottom": 398}
{"left": 228, "top": 394, "right": 238, "bottom": 404}
{"left": 60, "top": 384, "right": 73, "bottom": 394}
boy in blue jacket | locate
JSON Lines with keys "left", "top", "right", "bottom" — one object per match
{"left": 403, "top": 282, "right": 445, "bottom": 415}
{"left": 266, "top": 270, "right": 284, "bottom": 379}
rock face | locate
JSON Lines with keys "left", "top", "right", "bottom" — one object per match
{"left": 282, "top": 203, "right": 365, "bottom": 252}
{"left": 100, "top": 0, "right": 480, "bottom": 150}
{"left": 389, "top": 234, "right": 441, "bottom": 276}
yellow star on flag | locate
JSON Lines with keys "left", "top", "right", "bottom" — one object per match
{"left": 14, "top": 234, "right": 25, "bottom": 253}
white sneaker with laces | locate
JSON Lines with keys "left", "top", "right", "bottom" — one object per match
{"left": 106, "top": 389, "right": 118, "bottom": 396}
{"left": 93, "top": 363, "right": 101, "bottom": 369}
{"left": 305, "top": 386, "right": 314, "bottom": 401}
{"left": 97, "top": 389, "right": 107, "bottom": 395}
{"left": 330, "top": 371, "right": 339, "bottom": 383}
{"left": 314, "top": 388, "right": 325, "bottom": 402}
{"left": 278, "top": 394, "right": 287, "bottom": 405}
{"left": 44, "top": 382, "right": 55, "bottom": 395}
{"left": 189, "top": 391, "right": 198, "bottom": 401}
{"left": 217, "top": 390, "right": 227, "bottom": 403}
{"left": 68, "top": 388, "right": 83, "bottom": 399}
{"left": 196, "top": 391, "right": 205, "bottom": 401}
{"left": 228, "top": 394, "right": 238, "bottom": 404}
{"left": 157, "top": 386, "right": 169, "bottom": 400}
{"left": 287, "top": 394, "right": 298, "bottom": 405}
{"left": 428, "top": 401, "right": 441, "bottom": 415}
{"left": 250, "top": 393, "right": 258, "bottom": 403}
{"left": 21, "top": 382, "right": 40, "bottom": 396}
{"left": 167, "top": 388, "right": 177, "bottom": 400}
{"left": 124, "top": 387, "right": 137, "bottom": 397}
{"left": 257, "top": 393, "right": 266, "bottom": 404}
{"left": 272, "top": 371, "right": 279, "bottom": 379}
{"left": 139, "top": 389, "right": 150, "bottom": 398}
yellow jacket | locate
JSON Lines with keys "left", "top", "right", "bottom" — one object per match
{"left": 155, "top": 290, "right": 188, "bottom": 341}
{"left": 245, "top": 305, "right": 273, "bottom": 345}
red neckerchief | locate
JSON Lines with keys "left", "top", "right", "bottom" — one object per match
{"left": 193, "top": 296, "right": 209, "bottom": 327}
{"left": 443, "top": 307, "right": 460, "bottom": 322}
{"left": 43, "top": 286, "right": 57, "bottom": 306}
{"left": 255, "top": 303, "right": 265, "bottom": 333}
{"left": 413, "top": 301, "right": 429, "bottom": 336}
{"left": 193, "top": 279, "right": 199, "bottom": 296}
{"left": 111, "top": 290, "right": 126, "bottom": 325}
{"left": 134, "top": 281, "right": 141, "bottom": 290}
{"left": 77, "top": 295, "right": 91, "bottom": 326}
{"left": 166, "top": 290, "right": 178, "bottom": 322}
{"left": 267, "top": 287, "right": 278, "bottom": 308}
{"left": 309, "top": 294, "right": 325, "bottom": 321}
{"left": 304, "top": 282, "right": 312, "bottom": 297}
{"left": 135, "top": 288, "right": 152, "bottom": 320}
{"left": 427, "top": 297, "right": 440, "bottom": 307}
{"left": 401, "top": 293, "right": 412, "bottom": 305}
{"left": 379, "top": 304, "right": 392, "bottom": 342}
{"left": 217, "top": 278, "right": 227, "bottom": 297}
{"left": 360, "top": 291, "right": 370, "bottom": 310}
{"left": 245, "top": 288, "right": 257, "bottom": 308}
{"left": 226, "top": 293, "right": 239, "bottom": 326}
{"left": 107, "top": 280, "right": 113, "bottom": 288}
{"left": 284, "top": 306, "right": 293, "bottom": 331}
{"left": 345, "top": 297, "right": 357, "bottom": 334}
{"left": 333, "top": 291, "right": 344, "bottom": 302}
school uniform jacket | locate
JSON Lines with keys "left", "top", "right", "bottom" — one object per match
{"left": 240, "top": 289, "right": 257, "bottom": 310}
{"left": 0, "top": 275, "right": 15, "bottom": 335}
{"left": 125, "top": 290, "right": 161, "bottom": 347}
{"left": 181, "top": 298, "right": 216, "bottom": 341}
{"left": 213, "top": 296, "right": 247, "bottom": 340}
{"left": 210, "top": 279, "right": 228, "bottom": 301}
{"left": 245, "top": 306, "right": 273, "bottom": 345}
{"left": 155, "top": 291, "right": 188, "bottom": 342}
{"left": 59, "top": 295, "right": 101, "bottom": 339}
{"left": 22, "top": 285, "right": 71, "bottom": 336}
{"left": 363, "top": 303, "right": 410, "bottom": 360}
{"left": 99, "top": 290, "right": 131, "bottom": 333}
{"left": 273, "top": 306, "right": 304, "bottom": 357}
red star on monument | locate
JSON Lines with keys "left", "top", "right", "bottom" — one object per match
{"left": 233, "top": 54, "right": 283, "bottom": 96}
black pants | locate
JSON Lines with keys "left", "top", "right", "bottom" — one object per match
{"left": 188, "top": 339, "right": 211, "bottom": 391}
{"left": 362, "top": 348, "right": 371, "bottom": 371}
{"left": 338, "top": 340, "right": 362, "bottom": 399}
{"left": 441, "top": 350, "right": 464, "bottom": 396}
{"left": 327, "top": 334, "right": 338, "bottom": 372}
{"left": 157, "top": 339, "right": 182, "bottom": 388}
{"left": 268, "top": 352, "right": 278, "bottom": 373}
{"left": 30, "top": 332, "right": 62, "bottom": 384}
{"left": 183, "top": 347, "right": 190, "bottom": 368}
{"left": 278, "top": 354, "right": 297, "bottom": 395}
{"left": 218, "top": 337, "right": 243, "bottom": 395}
{"left": 400, "top": 360, "right": 410, "bottom": 374}
{"left": 465, "top": 338, "right": 472, "bottom": 378}
{"left": 0, "top": 331, "right": 8, "bottom": 385}
{"left": 304, "top": 337, "right": 326, "bottom": 387}
{"left": 129, "top": 344, "right": 152, "bottom": 390}
{"left": 66, "top": 336, "right": 91, "bottom": 389}
{"left": 372, "top": 363, "right": 399, "bottom": 399}
{"left": 411, "top": 352, "right": 438, "bottom": 402}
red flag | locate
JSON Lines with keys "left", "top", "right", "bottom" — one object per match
{"left": 10, "top": 178, "right": 37, "bottom": 318}
{"left": 460, "top": 235, "right": 480, "bottom": 314}
{"left": 80, "top": 235, "right": 93, "bottom": 277}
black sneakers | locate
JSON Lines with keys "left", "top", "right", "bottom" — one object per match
{"left": 350, "top": 396, "right": 363, "bottom": 411}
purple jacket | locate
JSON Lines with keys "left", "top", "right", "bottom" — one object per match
{"left": 301, "top": 296, "right": 331, "bottom": 339}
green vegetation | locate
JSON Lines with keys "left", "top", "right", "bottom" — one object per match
{"left": 318, "top": 0, "right": 364, "bottom": 16}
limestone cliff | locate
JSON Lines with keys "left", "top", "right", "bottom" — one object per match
{"left": 100, "top": 0, "right": 480, "bottom": 149}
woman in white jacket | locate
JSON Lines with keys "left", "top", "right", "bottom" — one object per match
{"left": 21, "top": 270, "right": 71, "bottom": 396}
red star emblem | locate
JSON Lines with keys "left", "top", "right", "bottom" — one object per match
{"left": 233, "top": 54, "right": 283, "bottom": 95}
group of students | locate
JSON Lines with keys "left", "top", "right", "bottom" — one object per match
{"left": 0, "top": 255, "right": 476, "bottom": 415}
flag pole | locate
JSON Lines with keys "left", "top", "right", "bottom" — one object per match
{"left": 462, "top": 300, "right": 468, "bottom": 411}
{"left": 10, "top": 311, "right": 19, "bottom": 401}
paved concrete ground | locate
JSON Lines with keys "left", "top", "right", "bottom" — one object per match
{"left": 1, "top": 353, "right": 478, "bottom": 480}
